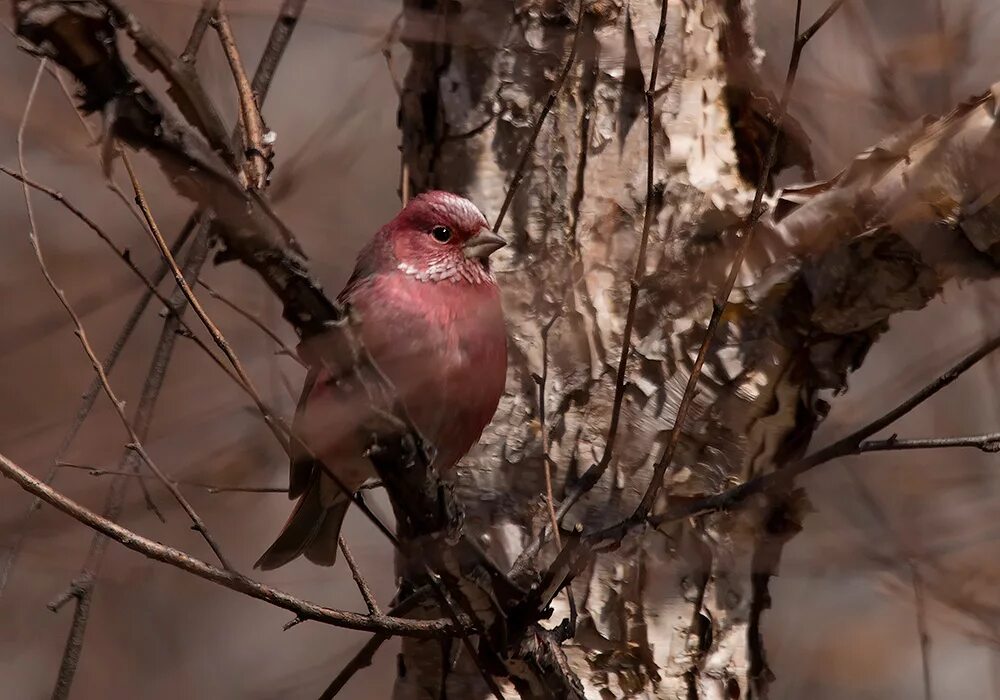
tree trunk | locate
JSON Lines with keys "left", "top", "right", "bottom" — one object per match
{"left": 397, "top": 0, "right": 794, "bottom": 696}
{"left": 398, "top": 0, "right": 1000, "bottom": 698}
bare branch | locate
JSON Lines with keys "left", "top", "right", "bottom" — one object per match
{"left": 491, "top": 0, "right": 585, "bottom": 233}
{"left": 631, "top": 0, "right": 849, "bottom": 521}
{"left": 656, "top": 330, "right": 1000, "bottom": 525}
{"left": 213, "top": 0, "right": 271, "bottom": 188}
{"left": 199, "top": 280, "right": 304, "bottom": 365}
{"left": 15, "top": 60, "right": 231, "bottom": 570}
{"left": 858, "top": 433, "right": 1000, "bottom": 453}
{"left": 180, "top": 0, "right": 220, "bottom": 64}
{"left": 338, "top": 537, "right": 381, "bottom": 616}
{"left": 0, "top": 451, "right": 460, "bottom": 638}
{"left": 249, "top": 0, "right": 306, "bottom": 99}
{"left": 56, "top": 460, "right": 288, "bottom": 494}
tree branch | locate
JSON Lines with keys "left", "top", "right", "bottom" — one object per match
{"left": 654, "top": 330, "right": 1000, "bottom": 525}
{"left": 12, "top": 3, "right": 561, "bottom": 692}
{"left": 0, "top": 451, "right": 460, "bottom": 638}
{"left": 57, "top": 461, "right": 288, "bottom": 493}
{"left": 213, "top": 0, "right": 270, "bottom": 188}
{"left": 338, "top": 536, "right": 381, "bottom": 616}
{"left": 15, "top": 59, "right": 232, "bottom": 570}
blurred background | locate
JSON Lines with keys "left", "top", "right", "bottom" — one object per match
{"left": 1, "top": 0, "right": 999, "bottom": 697}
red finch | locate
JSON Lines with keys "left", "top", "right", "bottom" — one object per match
{"left": 255, "top": 191, "right": 507, "bottom": 569}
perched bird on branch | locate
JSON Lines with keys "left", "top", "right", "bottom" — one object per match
{"left": 256, "top": 191, "right": 508, "bottom": 569}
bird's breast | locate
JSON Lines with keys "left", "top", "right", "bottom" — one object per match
{"left": 353, "top": 273, "right": 506, "bottom": 470}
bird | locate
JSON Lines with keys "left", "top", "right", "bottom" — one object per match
{"left": 255, "top": 191, "right": 508, "bottom": 570}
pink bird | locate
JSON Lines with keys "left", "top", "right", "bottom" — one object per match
{"left": 255, "top": 191, "right": 507, "bottom": 570}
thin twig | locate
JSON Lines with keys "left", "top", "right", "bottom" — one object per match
{"left": 844, "top": 466, "right": 934, "bottom": 700}
{"left": 56, "top": 461, "right": 287, "bottom": 494}
{"left": 491, "top": 0, "right": 585, "bottom": 233}
{"left": 199, "top": 280, "right": 304, "bottom": 365}
{"left": 653, "top": 329, "right": 1000, "bottom": 525}
{"left": 0, "top": 451, "right": 459, "bottom": 638}
{"left": 536, "top": 312, "right": 562, "bottom": 548}
{"left": 631, "top": 0, "right": 848, "bottom": 520}
{"left": 911, "top": 561, "right": 934, "bottom": 699}
{"left": 180, "top": 0, "right": 221, "bottom": 63}
{"left": 49, "top": 231, "right": 212, "bottom": 700}
{"left": 858, "top": 433, "right": 1000, "bottom": 453}
{"left": 15, "top": 60, "right": 231, "bottom": 570}
{"left": 319, "top": 633, "right": 390, "bottom": 699}
{"left": 249, "top": 0, "right": 307, "bottom": 99}
{"left": 318, "top": 591, "right": 426, "bottom": 699}
{"left": 338, "top": 537, "right": 381, "bottom": 615}
{"left": 213, "top": 0, "right": 270, "bottom": 188}
{"left": 0, "top": 175, "right": 192, "bottom": 600}
{"left": 552, "top": 0, "right": 670, "bottom": 523}
{"left": 381, "top": 12, "right": 404, "bottom": 97}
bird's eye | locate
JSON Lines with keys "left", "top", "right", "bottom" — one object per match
{"left": 430, "top": 225, "right": 452, "bottom": 243}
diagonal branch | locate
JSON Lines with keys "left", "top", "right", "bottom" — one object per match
{"left": 40, "top": 3, "right": 310, "bottom": 694}
{"left": 338, "top": 536, "right": 381, "bottom": 616}
{"left": 199, "top": 280, "right": 304, "bottom": 365}
{"left": 0, "top": 450, "right": 460, "bottom": 638}
{"left": 552, "top": 0, "right": 671, "bottom": 525}
{"left": 16, "top": 59, "right": 232, "bottom": 570}
{"left": 48, "top": 230, "right": 213, "bottom": 700}
{"left": 491, "top": 0, "right": 585, "bottom": 233}
{"left": 630, "top": 0, "right": 849, "bottom": 521}
{"left": 654, "top": 330, "right": 1000, "bottom": 524}
{"left": 213, "top": 0, "right": 270, "bottom": 188}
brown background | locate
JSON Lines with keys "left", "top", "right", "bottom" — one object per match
{"left": 2, "top": 1, "right": 1000, "bottom": 697}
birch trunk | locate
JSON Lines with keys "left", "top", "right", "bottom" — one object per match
{"left": 398, "top": 0, "right": 793, "bottom": 696}
{"left": 398, "top": 0, "right": 1000, "bottom": 698}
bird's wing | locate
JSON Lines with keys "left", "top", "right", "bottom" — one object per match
{"left": 288, "top": 364, "right": 321, "bottom": 499}
{"left": 288, "top": 264, "right": 382, "bottom": 498}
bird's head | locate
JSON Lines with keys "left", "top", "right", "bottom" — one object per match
{"left": 384, "top": 191, "right": 506, "bottom": 284}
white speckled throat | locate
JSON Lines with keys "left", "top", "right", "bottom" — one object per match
{"left": 397, "top": 252, "right": 496, "bottom": 285}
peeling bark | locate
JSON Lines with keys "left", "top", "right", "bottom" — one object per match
{"left": 399, "top": 1, "right": 1000, "bottom": 697}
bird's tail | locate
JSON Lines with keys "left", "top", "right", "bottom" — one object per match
{"left": 254, "top": 480, "right": 351, "bottom": 570}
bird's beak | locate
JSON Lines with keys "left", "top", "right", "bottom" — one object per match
{"left": 463, "top": 228, "right": 506, "bottom": 260}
